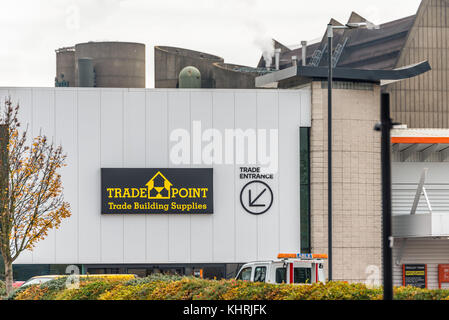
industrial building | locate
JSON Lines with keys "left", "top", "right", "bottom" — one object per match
{"left": 1, "top": 0, "right": 447, "bottom": 289}
{"left": 55, "top": 41, "right": 145, "bottom": 88}
{"left": 3, "top": 58, "right": 428, "bottom": 283}
{"left": 154, "top": 46, "right": 268, "bottom": 89}
{"left": 259, "top": 0, "right": 449, "bottom": 129}
{"left": 1, "top": 87, "right": 310, "bottom": 279}
{"left": 256, "top": 0, "right": 449, "bottom": 288}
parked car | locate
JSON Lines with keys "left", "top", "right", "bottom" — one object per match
{"left": 12, "top": 281, "right": 25, "bottom": 288}
{"left": 21, "top": 274, "right": 137, "bottom": 288}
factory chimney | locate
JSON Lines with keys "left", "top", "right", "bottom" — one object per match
{"left": 274, "top": 48, "right": 281, "bottom": 70}
{"left": 301, "top": 41, "right": 307, "bottom": 66}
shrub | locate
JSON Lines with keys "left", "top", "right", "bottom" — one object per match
{"left": 12, "top": 277, "right": 449, "bottom": 300}
{"left": 14, "top": 285, "right": 49, "bottom": 300}
{"left": 124, "top": 273, "right": 182, "bottom": 286}
{"left": 99, "top": 282, "right": 163, "bottom": 300}
{"left": 39, "top": 277, "right": 70, "bottom": 300}
{"left": 54, "top": 279, "right": 121, "bottom": 300}
{"left": 394, "top": 286, "right": 449, "bottom": 300}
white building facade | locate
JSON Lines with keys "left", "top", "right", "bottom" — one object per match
{"left": 0, "top": 87, "right": 311, "bottom": 279}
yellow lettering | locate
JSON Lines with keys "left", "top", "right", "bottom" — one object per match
{"left": 123, "top": 188, "right": 131, "bottom": 198}
{"left": 191, "top": 188, "right": 200, "bottom": 198}
{"left": 131, "top": 188, "right": 139, "bottom": 198}
{"left": 179, "top": 188, "right": 188, "bottom": 198}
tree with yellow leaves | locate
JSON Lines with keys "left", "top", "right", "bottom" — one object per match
{"left": 0, "top": 98, "right": 71, "bottom": 296}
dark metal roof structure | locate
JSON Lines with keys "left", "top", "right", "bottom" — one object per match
{"left": 258, "top": 13, "right": 416, "bottom": 71}
{"left": 336, "top": 15, "right": 415, "bottom": 70}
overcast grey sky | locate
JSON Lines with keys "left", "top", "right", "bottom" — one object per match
{"left": 0, "top": 0, "right": 422, "bottom": 88}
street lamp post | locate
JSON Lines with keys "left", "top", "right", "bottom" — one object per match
{"left": 379, "top": 93, "right": 394, "bottom": 300}
{"left": 326, "top": 21, "right": 379, "bottom": 281}
{"left": 327, "top": 24, "right": 333, "bottom": 281}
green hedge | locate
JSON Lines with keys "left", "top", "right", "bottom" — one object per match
{"left": 11, "top": 275, "right": 449, "bottom": 300}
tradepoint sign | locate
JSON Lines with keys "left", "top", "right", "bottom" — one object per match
{"left": 101, "top": 168, "right": 213, "bottom": 214}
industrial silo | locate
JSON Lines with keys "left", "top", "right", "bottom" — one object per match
{"left": 212, "top": 62, "right": 265, "bottom": 89}
{"left": 154, "top": 46, "right": 223, "bottom": 88}
{"left": 55, "top": 47, "right": 75, "bottom": 87}
{"left": 74, "top": 42, "right": 145, "bottom": 88}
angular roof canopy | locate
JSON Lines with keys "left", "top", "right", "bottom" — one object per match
{"left": 255, "top": 61, "right": 431, "bottom": 88}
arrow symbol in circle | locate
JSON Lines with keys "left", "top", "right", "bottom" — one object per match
{"left": 249, "top": 189, "right": 267, "bottom": 207}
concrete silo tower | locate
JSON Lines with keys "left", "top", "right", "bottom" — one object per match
{"left": 55, "top": 47, "right": 75, "bottom": 87}
{"left": 74, "top": 42, "right": 145, "bottom": 88}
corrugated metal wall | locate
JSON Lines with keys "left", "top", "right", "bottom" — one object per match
{"left": 393, "top": 238, "right": 449, "bottom": 289}
{"left": 387, "top": 0, "right": 449, "bottom": 128}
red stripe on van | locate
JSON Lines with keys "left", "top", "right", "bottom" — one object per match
{"left": 289, "top": 263, "right": 294, "bottom": 284}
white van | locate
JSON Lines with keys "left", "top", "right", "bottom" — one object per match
{"left": 235, "top": 253, "right": 327, "bottom": 284}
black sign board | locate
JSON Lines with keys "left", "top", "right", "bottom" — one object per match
{"left": 101, "top": 168, "right": 213, "bottom": 214}
{"left": 403, "top": 264, "right": 427, "bottom": 288}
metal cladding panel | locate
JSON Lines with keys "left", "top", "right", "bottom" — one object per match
{"left": 256, "top": 92, "right": 280, "bottom": 261}
{"left": 167, "top": 91, "right": 191, "bottom": 263}
{"left": 5, "top": 87, "right": 311, "bottom": 265}
{"left": 7, "top": 88, "right": 34, "bottom": 263}
{"left": 100, "top": 89, "right": 125, "bottom": 263}
{"left": 145, "top": 91, "right": 169, "bottom": 262}
{"left": 30, "top": 89, "right": 56, "bottom": 263}
{"left": 54, "top": 89, "right": 78, "bottom": 263}
{"left": 279, "top": 91, "right": 302, "bottom": 253}
{"left": 123, "top": 90, "right": 147, "bottom": 263}
{"left": 77, "top": 90, "right": 102, "bottom": 263}
{"left": 190, "top": 91, "right": 213, "bottom": 263}
{"left": 211, "top": 92, "right": 235, "bottom": 263}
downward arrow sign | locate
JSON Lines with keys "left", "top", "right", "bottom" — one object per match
{"left": 249, "top": 189, "right": 267, "bottom": 207}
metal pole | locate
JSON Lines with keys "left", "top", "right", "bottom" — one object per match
{"left": 380, "top": 93, "right": 393, "bottom": 300}
{"left": 327, "top": 24, "right": 333, "bottom": 281}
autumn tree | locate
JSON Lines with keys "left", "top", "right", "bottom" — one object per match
{"left": 0, "top": 98, "right": 71, "bottom": 296}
